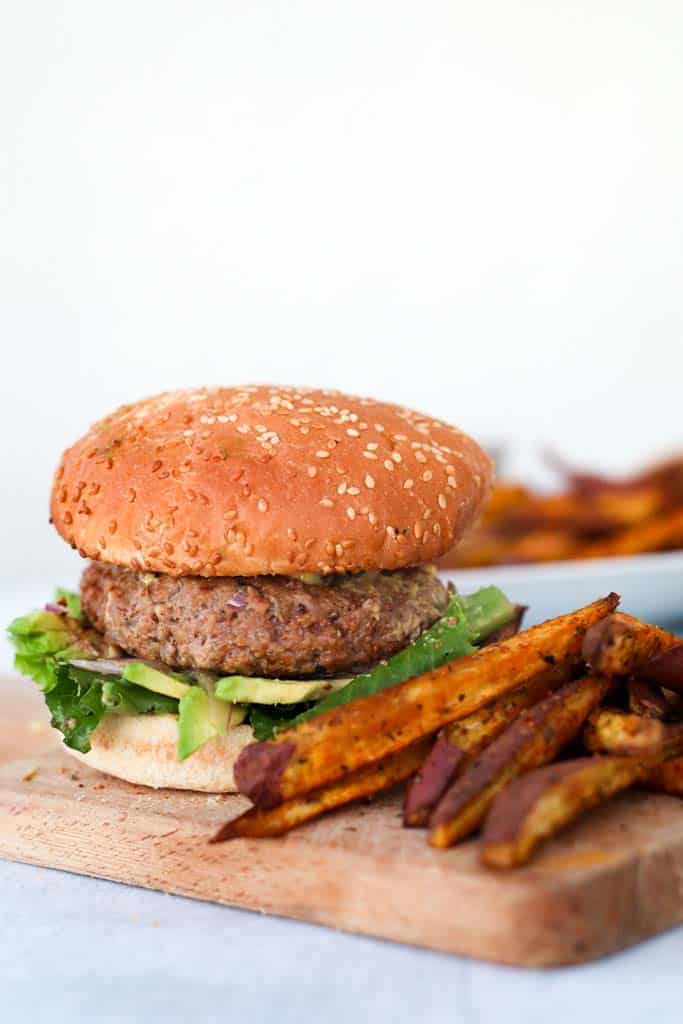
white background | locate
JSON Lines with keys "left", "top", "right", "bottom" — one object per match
{"left": 2, "top": 7, "right": 683, "bottom": 1017}
{"left": 2, "top": 0, "right": 682, "bottom": 586}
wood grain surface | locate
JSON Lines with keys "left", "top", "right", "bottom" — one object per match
{"left": 3, "top": 673, "right": 683, "bottom": 966}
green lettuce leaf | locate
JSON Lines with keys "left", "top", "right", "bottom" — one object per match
{"left": 101, "top": 680, "right": 179, "bottom": 716}
{"left": 248, "top": 703, "right": 316, "bottom": 741}
{"left": 43, "top": 664, "right": 108, "bottom": 753}
{"left": 8, "top": 592, "right": 181, "bottom": 753}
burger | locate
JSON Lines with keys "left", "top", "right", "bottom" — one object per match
{"left": 9, "top": 385, "right": 515, "bottom": 792}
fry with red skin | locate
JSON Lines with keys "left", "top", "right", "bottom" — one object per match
{"left": 481, "top": 757, "right": 653, "bottom": 869}
{"left": 582, "top": 613, "right": 680, "bottom": 678}
{"left": 234, "top": 595, "right": 619, "bottom": 809}
{"left": 211, "top": 738, "right": 432, "bottom": 841}
{"left": 583, "top": 709, "right": 683, "bottom": 759}
{"left": 428, "top": 674, "right": 611, "bottom": 849}
{"left": 628, "top": 678, "right": 670, "bottom": 719}
{"left": 403, "top": 666, "right": 566, "bottom": 827}
{"left": 479, "top": 604, "right": 527, "bottom": 646}
{"left": 639, "top": 644, "right": 683, "bottom": 694}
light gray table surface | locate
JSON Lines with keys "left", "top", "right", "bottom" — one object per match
{"left": 3, "top": 578, "right": 683, "bottom": 1024}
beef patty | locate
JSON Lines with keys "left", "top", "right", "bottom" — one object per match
{"left": 80, "top": 563, "right": 449, "bottom": 678}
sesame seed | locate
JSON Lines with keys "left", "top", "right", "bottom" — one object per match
{"left": 374, "top": 423, "right": 385, "bottom": 432}
{"left": 320, "top": 497, "right": 334, "bottom": 507}
{"left": 363, "top": 451, "right": 377, "bottom": 460}
{"left": 365, "top": 474, "right": 375, "bottom": 489}
{"left": 368, "top": 512, "right": 377, "bottom": 525}
{"left": 335, "top": 543, "right": 344, "bottom": 558}
{"left": 391, "top": 452, "right": 402, "bottom": 463}
{"left": 337, "top": 481, "right": 347, "bottom": 495}
{"left": 448, "top": 476, "right": 457, "bottom": 487}
{"left": 347, "top": 507, "right": 356, "bottom": 520}
{"left": 415, "top": 451, "right": 427, "bottom": 463}
{"left": 414, "top": 521, "right": 424, "bottom": 539}
{"left": 422, "top": 470, "right": 433, "bottom": 481}
{"left": 433, "top": 523, "right": 441, "bottom": 535}
{"left": 403, "top": 479, "right": 413, "bottom": 490}
{"left": 366, "top": 442, "right": 379, "bottom": 451}
{"left": 347, "top": 486, "right": 360, "bottom": 495}
{"left": 307, "top": 466, "right": 317, "bottom": 478}
{"left": 393, "top": 433, "right": 408, "bottom": 441}
{"left": 386, "top": 525, "right": 396, "bottom": 538}
{"left": 383, "top": 459, "right": 394, "bottom": 471}
{"left": 438, "top": 493, "right": 447, "bottom": 509}
{"left": 347, "top": 428, "right": 360, "bottom": 437}
{"left": 316, "top": 450, "right": 330, "bottom": 459}
{"left": 257, "top": 498, "right": 268, "bottom": 512}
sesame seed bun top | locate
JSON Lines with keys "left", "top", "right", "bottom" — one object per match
{"left": 50, "top": 385, "right": 493, "bottom": 576}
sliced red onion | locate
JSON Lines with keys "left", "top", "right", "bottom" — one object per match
{"left": 45, "top": 602, "right": 68, "bottom": 615}
{"left": 227, "top": 590, "right": 248, "bottom": 609}
{"left": 68, "top": 657, "right": 135, "bottom": 675}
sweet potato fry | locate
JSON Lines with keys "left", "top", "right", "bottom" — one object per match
{"left": 428, "top": 674, "right": 611, "bottom": 849}
{"left": 481, "top": 757, "right": 652, "bottom": 869}
{"left": 234, "top": 595, "right": 619, "bottom": 808}
{"left": 583, "top": 708, "right": 683, "bottom": 758}
{"left": 582, "top": 613, "right": 680, "bottom": 677}
{"left": 480, "top": 484, "right": 533, "bottom": 523}
{"left": 574, "top": 508, "right": 683, "bottom": 559}
{"left": 443, "top": 529, "right": 578, "bottom": 569}
{"left": 499, "top": 487, "right": 665, "bottom": 537}
{"left": 403, "top": 665, "right": 566, "bottom": 827}
{"left": 628, "top": 678, "right": 670, "bottom": 719}
{"left": 639, "top": 644, "right": 683, "bottom": 694}
{"left": 211, "top": 738, "right": 432, "bottom": 841}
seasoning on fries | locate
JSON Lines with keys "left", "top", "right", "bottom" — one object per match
{"left": 233, "top": 596, "right": 618, "bottom": 809}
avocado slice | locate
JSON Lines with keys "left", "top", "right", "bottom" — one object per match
{"left": 121, "top": 663, "right": 192, "bottom": 701}
{"left": 215, "top": 675, "right": 351, "bottom": 705}
{"left": 177, "top": 684, "right": 247, "bottom": 760}
{"left": 8, "top": 610, "right": 71, "bottom": 638}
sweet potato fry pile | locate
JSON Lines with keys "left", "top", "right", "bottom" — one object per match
{"left": 438, "top": 453, "right": 683, "bottom": 568}
{"left": 213, "top": 597, "right": 683, "bottom": 869}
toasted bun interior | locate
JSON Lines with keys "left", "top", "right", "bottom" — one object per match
{"left": 67, "top": 715, "right": 254, "bottom": 792}
{"left": 51, "top": 385, "right": 493, "bottom": 576}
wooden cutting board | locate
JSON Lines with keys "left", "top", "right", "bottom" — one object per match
{"left": 3, "top": 673, "right": 683, "bottom": 967}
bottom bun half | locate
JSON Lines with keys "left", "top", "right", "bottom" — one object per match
{"left": 66, "top": 714, "right": 254, "bottom": 792}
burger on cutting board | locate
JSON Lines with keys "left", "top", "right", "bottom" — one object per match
{"left": 8, "top": 386, "right": 516, "bottom": 791}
